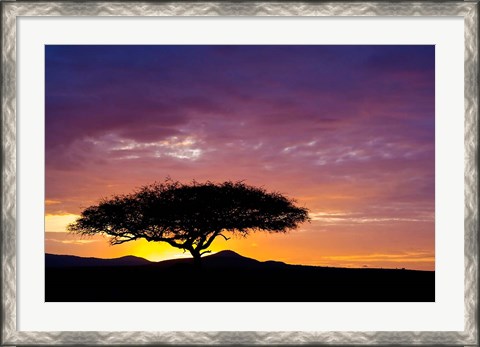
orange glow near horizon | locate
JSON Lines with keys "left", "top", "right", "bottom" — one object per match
{"left": 45, "top": 209, "right": 434, "bottom": 271}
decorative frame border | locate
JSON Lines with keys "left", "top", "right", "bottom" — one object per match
{"left": 1, "top": 1, "right": 478, "bottom": 345}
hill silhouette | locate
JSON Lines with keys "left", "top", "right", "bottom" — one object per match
{"left": 46, "top": 253, "right": 152, "bottom": 267}
{"left": 46, "top": 250, "right": 279, "bottom": 269}
{"left": 45, "top": 251, "right": 434, "bottom": 302}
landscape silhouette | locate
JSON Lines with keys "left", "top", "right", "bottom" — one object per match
{"left": 47, "top": 179, "right": 434, "bottom": 302}
{"left": 45, "top": 250, "right": 434, "bottom": 302}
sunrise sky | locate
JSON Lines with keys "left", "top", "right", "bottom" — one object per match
{"left": 45, "top": 45, "right": 435, "bottom": 270}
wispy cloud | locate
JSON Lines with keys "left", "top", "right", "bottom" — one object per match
{"left": 320, "top": 251, "right": 434, "bottom": 262}
{"left": 46, "top": 238, "right": 98, "bottom": 245}
{"left": 309, "top": 211, "right": 434, "bottom": 225}
{"left": 45, "top": 199, "right": 61, "bottom": 205}
{"left": 45, "top": 213, "right": 79, "bottom": 232}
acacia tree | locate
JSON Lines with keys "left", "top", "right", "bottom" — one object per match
{"left": 68, "top": 180, "right": 309, "bottom": 267}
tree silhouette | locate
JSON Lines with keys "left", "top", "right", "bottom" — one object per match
{"left": 68, "top": 180, "right": 309, "bottom": 267}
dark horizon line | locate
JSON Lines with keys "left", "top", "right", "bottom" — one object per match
{"left": 45, "top": 250, "right": 434, "bottom": 272}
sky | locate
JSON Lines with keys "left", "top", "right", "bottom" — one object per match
{"left": 45, "top": 45, "right": 435, "bottom": 270}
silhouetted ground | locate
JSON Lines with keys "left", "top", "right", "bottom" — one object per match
{"left": 45, "top": 251, "right": 434, "bottom": 302}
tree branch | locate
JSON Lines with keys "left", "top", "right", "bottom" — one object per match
{"left": 162, "top": 239, "right": 187, "bottom": 250}
{"left": 111, "top": 236, "right": 137, "bottom": 245}
{"left": 144, "top": 235, "right": 187, "bottom": 250}
{"left": 218, "top": 233, "right": 230, "bottom": 241}
{"left": 198, "top": 231, "right": 220, "bottom": 251}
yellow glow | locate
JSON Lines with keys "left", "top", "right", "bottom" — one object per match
{"left": 319, "top": 253, "right": 434, "bottom": 262}
{"left": 128, "top": 240, "right": 191, "bottom": 262}
{"left": 45, "top": 213, "right": 79, "bottom": 232}
{"left": 45, "top": 230, "right": 435, "bottom": 270}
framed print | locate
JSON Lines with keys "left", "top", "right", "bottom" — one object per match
{"left": 1, "top": 1, "right": 478, "bottom": 345}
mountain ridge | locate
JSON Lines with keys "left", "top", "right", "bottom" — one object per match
{"left": 45, "top": 250, "right": 430, "bottom": 272}
{"left": 45, "top": 250, "right": 435, "bottom": 301}
{"left": 45, "top": 250, "right": 262, "bottom": 268}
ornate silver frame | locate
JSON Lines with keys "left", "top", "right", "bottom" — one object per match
{"left": 1, "top": 1, "right": 478, "bottom": 345}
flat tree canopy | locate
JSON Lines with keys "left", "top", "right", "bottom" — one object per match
{"left": 68, "top": 180, "right": 309, "bottom": 265}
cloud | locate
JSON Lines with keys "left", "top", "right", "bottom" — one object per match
{"left": 45, "top": 213, "right": 79, "bottom": 232}
{"left": 319, "top": 251, "right": 435, "bottom": 263}
{"left": 45, "top": 238, "right": 99, "bottom": 245}
{"left": 309, "top": 211, "right": 434, "bottom": 225}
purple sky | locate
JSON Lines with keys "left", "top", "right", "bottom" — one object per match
{"left": 45, "top": 45, "right": 435, "bottom": 269}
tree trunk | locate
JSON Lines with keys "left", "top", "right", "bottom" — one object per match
{"left": 192, "top": 252, "right": 202, "bottom": 270}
